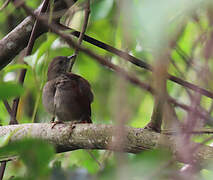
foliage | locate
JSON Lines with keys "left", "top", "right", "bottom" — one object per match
{"left": 0, "top": 0, "right": 213, "bottom": 179}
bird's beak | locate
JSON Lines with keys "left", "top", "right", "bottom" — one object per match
{"left": 67, "top": 55, "right": 76, "bottom": 60}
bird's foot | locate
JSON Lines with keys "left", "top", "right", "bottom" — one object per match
{"left": 68, "top": 119, "right": 90, "bottom": 130}
{"left": 80, "top": 115, "right": 92, "bottom": 124}
{"left": 144, "top": 122, "right": 161, "bottom": 133}
{"left": 70, "top": 122, "right": 77, "bottom": 130}
{"left": 51, "top": 120, "right": 63, "bottom": 129}
{"left": 51, "top": 116, "right": 56, "bottom": 123}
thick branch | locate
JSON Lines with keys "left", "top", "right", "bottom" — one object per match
{"left": 1, "top": 123, "right": 213, "bottom": 165}
{"left": 0, "top": 15, "right": 37, "bottom": 69}
{"left": 0, "top": 0, "right": 76, "bottom": 70}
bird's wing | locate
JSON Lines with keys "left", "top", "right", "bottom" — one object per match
{"left": 78, "top": 77, "right": 94, "bottom": 103}
{"left": 67, "top": 73, "right": 93, "bottom": 121}
{"left": 66, "top": 73, "right": 94, "bottom": 103}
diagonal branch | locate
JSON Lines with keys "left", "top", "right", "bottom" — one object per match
{"left": 60, "top": 26, "right": 213, "bottom": 100}
{"left": 0, "top": 0, "right": 77, "bottom": 70}
{"left": 3, "top": 100, "right": 12, "bottom": 116}
{"left": 69, "top": 0, "right": 90, "bottom": 71}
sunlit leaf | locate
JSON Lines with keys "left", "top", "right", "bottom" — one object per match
{"left": 37, "top": 33, "right": 58, "bottom": 60}
{"left": 3, "top": 64, "right": 30, "bottom": 75}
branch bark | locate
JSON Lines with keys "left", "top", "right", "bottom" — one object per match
{"left": 1, "top": 123, "right": 213, "bottom": 166}
{"left": 0, "top": 0, "right": 76, "bottom": 70}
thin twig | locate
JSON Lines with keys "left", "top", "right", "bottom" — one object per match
{"left": 69, "top": 1, "right": 103, "bottom": 167}
{"left": 58, "top": 25, "right": 213, "bottom": 100}
{"left": 0, "top": 162, "right": 6, "bottom": 180}
{"left": 10, "top": 0, "right": 50, "bottom": 124}
{"left": 0, "top": 0, "right": 10, "bottom": 11}
{"left": 162, "top": 128, "right": 213, "bottom": 135}
{"left": 170, "top": 57, "right": 213, "bottom": 127}
{"left": 86, "top": 150, "right": 103, "bottom": 168}
{"left": 3, "top": 100, "right": 12, "bottom": 116}
{"left": 69, "top": 0, "right": 90, "bottom": 71}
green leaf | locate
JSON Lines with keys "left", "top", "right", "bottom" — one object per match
{"left": 3, "top": 64, "right": 30, "bottom": 75}
{"left": 19, "top": 139, "right": 55, "bottom": 177}
{"left": 68, "top": 150, "right": 100, "bottom": 174}
{"left": 37, "top": 33, "right": 58, "bottom": 60}
{"left": 76, "top": 53, "right": 100, "bottom": 82}
{"left": 0, "top": 128, "right": 21, "bottom": 148}
{"left": 0, "top": 138, "right": 55, "bottom": 178}
{"left": 0, "top": 128, "right": 23, "bottom": 161}
{"left": 126, "top": 149, "right": 174, "bottom": 180}
{"left": 23, "top": 53, "right": 38, "bottom": 68}
{"left": 90, "top": 0, "right": 114, "bottom": 21}
{"left": 0, "top": 82, "right": 24, "bottom": 100}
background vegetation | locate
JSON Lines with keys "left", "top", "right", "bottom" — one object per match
{"left": 1, "top": 0, "right": 213, "bottom": 179}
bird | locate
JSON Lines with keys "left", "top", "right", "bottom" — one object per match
{"left": 42, "top": 56, "right": 93, "bottom": 125}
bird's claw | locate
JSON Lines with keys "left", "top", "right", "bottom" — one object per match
{"left": 51, "top": 120, "right": 63, "bottom": 129}
{"left": 51, "top": 116, "right": 55, "bottom": 123}
{"left": 144, "top": 122, "right": 161, "bottom": 133}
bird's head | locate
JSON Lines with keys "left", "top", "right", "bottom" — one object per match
{"left": 47, "top": 56, "right": 73, "bottom": 81}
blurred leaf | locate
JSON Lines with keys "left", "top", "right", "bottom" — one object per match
{"left": 0, "top": 129, "right": 22, "bottom": 161}
{"left": 3, "top": 64, "right": 30, "bottom": 75}
{"left": 131, "top": 94, "right": 153, "bottom": 127}
{"left": 202, "top": 169, "right": 213, "bottom": 180}
{"left": 124, "top": 0, "right": 202, "bottom": 51}
{"left": 37, "top": 33, "right": 58, "bottom": 60}
{"left": 69, "top": 150, "right": 100, "bottom": 174}
{"left": 25, "top": 0, "right": 41, "bottom": 9}
{"left": 0, "top": 128, "right": 21, "bottom": 148}
{"left": 76, "top": 53, "right": 100, "bottom": 82}
{"left": 90, "top": 0, "right": 114, "bottom": 21}
{"left": 24, "top": 53, "right": 38, "bottom": 69}
{"left": 126, "top": 149, "right": 174, "bottom": 180}
{"left": 0, "top": 82, "right": 24, "bottom": 100}
{"left": 0, "top": 138, "right": 55, "bottom": 178}
{"left": 178, "top": 22, "right": 198, "bottom": 55}
{"left": 20, "top": 139, "right": 55, "bottom": 177}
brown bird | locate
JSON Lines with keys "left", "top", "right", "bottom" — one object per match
{"left": 42, "top": 56, "right": 93, "bottom": 124}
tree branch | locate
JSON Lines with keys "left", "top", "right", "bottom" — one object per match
{"left": 69, "top": 0, "right": 90, "bottom": 71}
{"left": 0, "top": 162, "right": 6, "bottom": 180}
{"left": 65, "top": 29, "right": 213, "bottom": 100}
{"left": 0, "top": 123, "right": 213, "bottom": 166}
{"left": 0, "top": 0, "right": 77, "bottom": 70}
